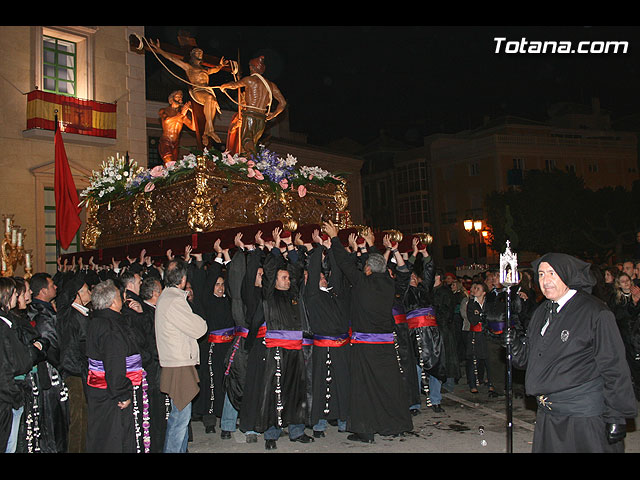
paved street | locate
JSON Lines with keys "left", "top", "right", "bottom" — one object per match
{"left": 186, "top": 375, "right": 639, "bottom": 454}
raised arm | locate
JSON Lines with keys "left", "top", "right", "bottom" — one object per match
{"left": 323, "top": 220, "right": 362, "bottom": 287}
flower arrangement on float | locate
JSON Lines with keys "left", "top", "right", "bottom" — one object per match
{"left": 207, "top": 145, "right": 345, "bottom": 196}
{"left": 79, "top": 146, "right": 346, "bottom": 206}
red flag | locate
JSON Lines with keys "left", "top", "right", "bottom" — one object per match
{"left": 54, "top": 123, "right": 81, "bottom": 250}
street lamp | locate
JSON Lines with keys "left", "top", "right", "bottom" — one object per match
{"left": 464, "top": 218, "right": 483, "bottom": 265}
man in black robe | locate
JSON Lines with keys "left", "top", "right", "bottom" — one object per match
{"left": 510, "top": 252, "right": 637, "bottom": 452}
{"left": 220, "top": 234, "right": 260, "bottom": 440}
{"left": 85, "top": 280, "right": 140, "bottom": 453}
{"left": 324, "top": 221, "right": 413, "bottom": 443}
{"left": 305, "top": 233, "right": 351, "bottom": 437}
{"left": 401, "top": 257, "right": 447, "bottom": 413}
{"left": 190, "top": 245, "right": 235, "bottom": 434}
{"left": 237, "top": 240, "right": 268, "bottom": 443}
{"left": 254, "top": 227, "right": 312, "bottom": 449}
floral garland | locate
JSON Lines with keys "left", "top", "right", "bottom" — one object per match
{"left": 79, "top": 153, "right": 198, "bottom": 205}
{"left": 206, "top": 144, "right": 347, "bottom": 196}
{"left": 79, "top": 146, "right": 347, "bottom": 206}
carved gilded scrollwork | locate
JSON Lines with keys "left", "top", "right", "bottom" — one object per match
{"left": 187, "top": 155, "right": 215, "bottom": 232}
{"left": 133, "top": 193, "right": 156, "bottom": 235}
{"left": 333, "top": 179, "right": 352, "bottom": 228}
{"left": 278, "top": 190, "right": 298, "bottom": 232}
{"left": 254, "top": 184, "right": 274, "bottom": 224}
{"left": 81, "top": 198, "right": 101, "bottom": 249}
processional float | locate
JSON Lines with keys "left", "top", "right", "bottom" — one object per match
{"left": 72, "top": 32, "right": 361, "bottom": 261}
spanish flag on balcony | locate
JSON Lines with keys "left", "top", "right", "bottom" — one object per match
{"left": 26, "top": 90, "right": 117, "bottom": 139}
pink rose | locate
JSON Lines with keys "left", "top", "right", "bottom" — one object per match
{"left": 144, "top": 182, "right": 155, "bottom": 192}
{"left": 247, "top": 160, "right": 255, "bottom": 168}
{"left": 279, "top": 178, "right": 289, "bottom": 190}
{"left": 297, "top": 184, "right": 307, "bottom": 198}
{"left": 247, "top": 167, "right": 255, "bottom": 178}
{"left": 150, "top": 165, "right": 165, "bottom": 178}
{"left": 254, "top": 170, "right": 264, "bottom": 180}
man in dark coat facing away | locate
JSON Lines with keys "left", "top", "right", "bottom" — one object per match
{"left": 323, "top": 221, "right": 412, "bottom": 443}
{"left": 510, "top": 252, "right": 637, "bottom": 452}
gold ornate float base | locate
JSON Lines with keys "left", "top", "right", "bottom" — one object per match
{"left": 83, "top": 157, "right": 352, "bottom": 250}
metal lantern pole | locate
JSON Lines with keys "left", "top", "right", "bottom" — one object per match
{"left": 499, "top": 240, "right": 519, "bottom": 454}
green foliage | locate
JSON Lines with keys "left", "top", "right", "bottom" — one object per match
{"left": 485, "top": 169, "right": 639, "bottom": 261}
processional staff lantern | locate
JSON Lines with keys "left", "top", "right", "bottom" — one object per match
{"left": 499, "top": 240, "right": 520, "bottom": 286}
{"left": 500, "top": 239, "right": 519, "bottom": 454}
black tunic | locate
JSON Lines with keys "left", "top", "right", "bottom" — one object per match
{"left": 85, "top": 307, "right": 139, "bottom": 453}
{"left": 252, "top": 248, "right": 307, "bottom": 432}
{"left": 331, "top": 237, "right": 413, "bottom": 436}
{"left": 402, "top": 281, "right": 447, "bottom": 385}
{"left": 513, "top": 291, "right": 637, "bottom": 452}
{"left": 221, "top": 249, "right": 251, "bottom": 413}
{"left": 238, "top": 249, "right": 268, "bottom": 433}
{"left": 434, "top": 284, "right": 460, "bottom": 381}
{"left": 191, "top": 260, "right": 235, "bottom": 419}
{"left": 391, "top": 267, "right": 421, "bottom": 409}
{"left": 304, "top": 245, "right": 351, "bottom": 425}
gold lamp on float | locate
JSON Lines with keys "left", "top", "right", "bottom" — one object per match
{"left": 1, "top": 214, "right": 33, "bottom": 279}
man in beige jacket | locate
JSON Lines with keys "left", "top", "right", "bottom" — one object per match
{"left": 155, "top": 259, "right": 207, "bottom": 453}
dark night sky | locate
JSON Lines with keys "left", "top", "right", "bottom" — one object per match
{"left": 143, "top": 25, "right": 640, "bottom": 147}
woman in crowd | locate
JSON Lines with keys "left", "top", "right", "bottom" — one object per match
{"left": 0, "top": 277, "right": 44, "bottom": 453}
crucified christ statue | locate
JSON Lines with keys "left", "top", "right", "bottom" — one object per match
{"left": 149, "top": 39, "right": 228, "bottom": 146}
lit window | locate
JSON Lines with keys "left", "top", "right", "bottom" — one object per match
{"left": 42, "top": 35, "right": 77, "bottom": 96}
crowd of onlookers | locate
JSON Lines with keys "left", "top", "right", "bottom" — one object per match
{"left": 1, "top": 233, "right": 639, "bottom": 453}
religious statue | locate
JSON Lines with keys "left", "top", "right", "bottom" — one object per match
{"left": 149, "top": 39, "right": 228, "bottom": 146}
{"left": 158, "top": 90, "right": 195, "bottom": 164}
{"left": 220, "top": 56, "right": 287, "bottom": 156}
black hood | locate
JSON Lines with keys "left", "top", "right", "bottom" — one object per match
{"left": 531, "top": 253, "right": 595, "bottom": 294}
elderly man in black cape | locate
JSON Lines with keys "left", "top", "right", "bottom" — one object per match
{"left": 85, "top": 280, "right": 141, "bottom": 453}
{"left": 324, "top": 221, "right": 413, "bottom": 443}
{"left": 510, "top": 252, "right": 637, "bottom": 453}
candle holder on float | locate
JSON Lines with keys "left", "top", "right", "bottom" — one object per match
{"left": 1, "top": 214, "right": 33, "bottom": 279}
